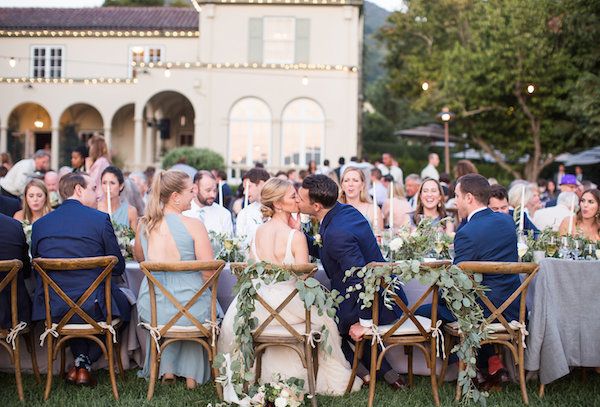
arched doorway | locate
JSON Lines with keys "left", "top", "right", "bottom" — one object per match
{"left": 59, "top": 103, "right": 103, "bottom": 167}
{"left": 110, "top": 103, "right": 134, "bottom": 169}
{"left": 6, "top": 102, "right": 52, "bottom": 162}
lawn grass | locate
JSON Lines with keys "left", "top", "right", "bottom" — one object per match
{"left": 1, "top": 370, "right": 600, "bottom": 406}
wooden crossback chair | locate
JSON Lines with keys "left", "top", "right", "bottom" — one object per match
{"left": 230, "top": 262, "right": 319, "bottom": 407}
{"left": 32, "top": 256, "right": 125, "bottom": 401}
{"left": 0, "top": 259, "right": 41, "bottom": 400}
{"left": 138, "top": 260, "right": 225, "bottom": 400}
{"left": 440, "top": 261, "right": 539, "bottom": 405}
{"left": 345, "top": 261, "right": 449, "bottom": 407}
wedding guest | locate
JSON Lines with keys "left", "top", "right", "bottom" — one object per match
{"left": 555, "top": 164, "right": 566, "bottom": 186}
{"left": 0, "top": 195, "right": 20, "bottom": 217}
{"left": 13, "top": 179, "right": 52, "bottom": 224}
{"left": 122, "top": 178, "right": 145, "bottom": 217}
{"left": 1, "top": 152, "right": 13, "bottom": 170}
{"left": 85, "top": 135, "right": 111, "bottom": 199}
{"left": 44, "top": 170, "right": 60, "bottom": 208}
{"left": 213, "top": 169, "right": 232, "bottom": 208}
{"left": 235, "top": 168, "right": 270, "bottom": 244}
{"left": 334, "top": 156, "right": 345, "bottom": 182}
{"left": 339, "top": 167, "right": 383, "bottom": 231}
{"left": 275, "top": 171, "right": 289, "bottom": 180}
{"left": 377, "top": 153, "right": 404, "bottom": 187}
{"left": 298, "top": 169, "right": 308, "bottom": 182}
{"left": 307, "top": 160, "right": 318, "bottom": 175}
{"left": 546, "top": 174, "right": 577, "bottom": 207}
{"left": 507, "top": 183, "right": 540, "bottom": 237}
{"left": 134, "top": 170, "right": 215, "bottom": 389}
{"left": 0, "top": 150, "right": 50, "bottom": 198}
{"left": 71, "top": 146, "right": 88, "bottom": 173}
{"left": 488, "top": 185, "right": 510, "bottom": 214}
{"left": 533, "top": 191, "right": 578, "bottom": 232}
{"left": 382, "top": 179, "right": 411, "bottom": 229}
{"left": 97, "top": 166, "right": 138, "bottom": 230}
{"left": 420, "top": 153, "right": 440, "bottom": 181}
{"left": 559, "top": 189, "right": 600, "bottom": 241}
{"left": 31, "top": 172, "right": 130, "bottom": 386}
{"left": 183, "top": 170, "right": 233, "bottom": 236}
{"left": 575, "top": 166, "right": 584, "bottom": 182}
{"left": 317, "top": 159, "right": 331, "bottom": 175}
{"left": 410, "top": 178, "right": 454, "bottom": 234}
{"left": 369, "top": 168, "right": 387, "bottom": 206}
{"left": 287, "top": 169, "right": 299, "bottom": 183}
{"left": 0, "top": 213, "right": 31, "bottom": 331}
{"left": 129, "top": 171, "right": 148, "bottom": 201}
{"left": 546, "top": 179, "right": 557, "bottom": 201}
{"left": 404, "top": 174, "right": 422, "bottom": 210}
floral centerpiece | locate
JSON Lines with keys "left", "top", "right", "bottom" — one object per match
{"left": 382, "top": 217, "right": 454, "bottom": 261}
{"left": 209, "top": 231, "right": 248, "bottom": 262}
{"left": 21, "top": 220, "right": 33, "bottom": 247}
{"left": 112, "top": 221, "right": 135, "bottom": 260}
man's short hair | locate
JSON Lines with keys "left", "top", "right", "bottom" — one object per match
{"left": 302, "top": 174, "right": 339, "bottom": 209}
{"left": 73, "top": 145, "right": 88, "bottom": 158}
{"left": 243, "top": 168, "right": 270, "bottom": 184}
{"left": 59, "top": 172, "right": 88, "bottom": 200}
{"left": 489, "top": 184, "right": 508, "bottom": 202}
{"left": 371, "top": 168, "right": 382, "bottom": 180}
{"left": 338, "top": 157, "right": 345, "bottom": 165}
{"left": 323, "top": 159, "right": 330, "bottom": 166}
{"left": 405, "top": 173, "right": 422, "bottom": 184}
{"left": 33, "top": 149, "right": 50, "bottom": 159}
{"left": 193, "top": 170, "right": 215, "bottom": 184}
{"left": 457, "top": 173, "right": 490, "bottom": 205}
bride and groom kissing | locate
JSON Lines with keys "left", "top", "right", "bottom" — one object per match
{"left": 218, "top": 174, "right": 408, "bottom": 396}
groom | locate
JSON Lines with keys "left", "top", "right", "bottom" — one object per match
{"left": 296, "top": 174, "right": 407, "bottom": 389}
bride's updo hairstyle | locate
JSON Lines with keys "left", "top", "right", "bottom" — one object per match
{"left": 142, "top": 169, "right": 190, "bottom": 235}
{"left": 260, "top": 178, "right": 292, "bottom": 218}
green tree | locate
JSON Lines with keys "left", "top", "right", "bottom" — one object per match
{"left": 376, "top": 0, "right": 600, "bottom": 181}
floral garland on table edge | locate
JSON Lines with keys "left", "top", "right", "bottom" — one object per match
{"left": 209, "top": 231, "right": 249, "bottom": 262}
{"left": 213, "top": 261, "right": 343, "bottom": 406}
{"left": 341, "top": 260, "right": 491, "bottom": 405}
{"left": 111, "top": 221, "right": 135, "bottom": 260}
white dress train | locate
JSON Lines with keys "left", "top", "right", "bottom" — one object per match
{"left": 217, "top": 229, "right": 362, "bottom": 396}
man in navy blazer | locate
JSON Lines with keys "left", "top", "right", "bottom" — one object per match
{"left": 297, "top": 175, "right": 408, "bottom": 389}
{"left": 0, "top": 213, "right": 31, "bottom": 329}
{"left": 0, "top": 194, "right": 21, "bottom": 217}
{"left": 31, "top": 172, "right": 130, "bottom": 385}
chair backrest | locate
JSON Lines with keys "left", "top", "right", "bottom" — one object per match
{"left": 367, "top": 261, "right": 450, "bottom": 340}
{"left": 458, "top": 261, "right": 539, "bottom": 332}
{"left": 230, "top": 262, "right": 318, "bottom": 341}
{"left": 139, "top": 260, "right": 225, "bottom": 337}
{"left": 0, "top": 260, "right": 23, "bottom": 331}
{"left": 32, "top": 256, "right": 118, "bottom": 333}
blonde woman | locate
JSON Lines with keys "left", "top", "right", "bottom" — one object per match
{"left": 13, "top": 178, "right": 52, "bottom": 224}
{"left": 134, "top": 170, "right": 215, "bottom": 389}
{"left": 85, "top": 135, "right": 111, "bottom": 199}
{"left": 382, "top": 178, "right": 411, "bottom": 229}
{"left": 218, "top": 178, "right": 362, "bottom": 397}
{"left": 339, "top": 167, "right": 383, "bottom": 231}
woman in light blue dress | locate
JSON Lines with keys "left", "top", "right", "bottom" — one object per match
{"left": 133, "top": 169, "right": 216, "bottom": 389}
{"left": 98, "top": 166, "right": 138, "bottom": 230}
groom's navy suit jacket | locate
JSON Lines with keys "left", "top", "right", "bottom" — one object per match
{"left": 309, "top": 203, "right": 408, "bottom": 334}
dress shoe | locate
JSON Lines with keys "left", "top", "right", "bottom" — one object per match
{"left": 75, "top": 368, "right": 97, "bottom": 387}
{"left": 387, "top": 376, "right": 408, "bottom": 390}
{"left": 65, "top": 367, "right": 77, "bottom": 384}
{"left": 488, "top": 368, "right": 511, "bottom": 387}
{"left": 475, "top": 370, "right": 488, "bottom": 388}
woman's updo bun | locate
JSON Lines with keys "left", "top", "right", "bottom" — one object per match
{"left": 260, "top": 178, "right": 291, "bottom": 218}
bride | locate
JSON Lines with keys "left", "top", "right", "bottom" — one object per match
{"left": 218, "top": 178, "right": 362, "bottom": 395}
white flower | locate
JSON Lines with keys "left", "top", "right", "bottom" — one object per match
{"left": 251, "top": 391, "right": 265, "bottom": 404}
{"left": 280, "top": 389, "right": 290, "bottom": 398}
{"left": 314, "top": 234, "right": 322, "bottom": 247}
{"left": 274, "top": 396, "right": 288, "bottom": 407}
{"left": 300, "top": 213, "right": 311, "bottom": 224}
{"left": 389, "top": 238, "right": 404, "bottom": 251}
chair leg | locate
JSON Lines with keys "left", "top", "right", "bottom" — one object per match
{"left": 368, "top": 341, "right": 378, "bottom": 407}
{"left": 106, "top": 336, "right": 119, "bottom": 400}
{"left": 14, "top": 338, "right": 24, "bottom": 401}
{"left": 26, "top": 331, "right": 41, "bottom": 384}
{"left": 345, "top": 340, "right": 362, "bottom": 394}
{"left": 406, "top": 346, "right": 414, "bottom": 388}
{"left": 305, "top": 343, "right": 317, "bottom": 407}
{"left": 438, "top": 333, "right": 453, "bottom": 387}
{"left": 455, "top": 358, "right": 465, "bottom": 402}
{"left": 430, "top": 342, "right": 440, "bottom": 406}
{"left": 116, "top": 340, "right": 126, "bottom": 382}
{"left": 255, "top": 348, "right": 263, "bottom": 385}
{"left": 147, "top": 340, "right": 158, "bottom": 400}
{"left": 44, "top": 336, "right": 54, "bottom": 401}
{"left": 518, "top": 343, "right": 529, "bottom": 405}
{"left": 60, "top": 345, "right": 66, "bottom": 378}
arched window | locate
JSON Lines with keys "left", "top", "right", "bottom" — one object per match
{"left": 281, "top": 98, "right": 324, "bottom": 166}
{"left": 229, "top": 97, "right": 271, "bottom": 167}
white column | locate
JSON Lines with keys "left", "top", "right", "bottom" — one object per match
{"left": 145, "top": 122, "right": 154, "bottom": 165}
{"left": 104, "top": 126, "right": 112, "bottom": 151}
{"left": 271, "top": 119, "right": 281, "bottom": 169}
{"left": 0, "top": 126, "right": 7, "bottom": 153}
{"left": 134, "top": 117, "right": 143, "bottom": 170}
{"left": 51, "top": 126, "right": 59, "bottom": 169}
{"left": 194, "top": 117, "right": 202, "bottom": 148}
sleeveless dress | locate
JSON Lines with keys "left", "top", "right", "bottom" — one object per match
{"left": 112, "top": 201, "right": 130, "bottom": 228}
{"left": 136, "top": 214, "right": 212, "bottom": 383}
{"left": 217, "top": 228, "right": 362, "bottom": 396}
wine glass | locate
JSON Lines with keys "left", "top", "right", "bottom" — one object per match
{"left": 433, "top": 232, "right": 445, "bottom": 259}
{"left": 572, "top": 239, "right": 582, "bottom": 260}
{"left": 517, "top": 232, "right": 528, "bottom": 261}
{"left": 558, "top": 237, "right": 570, "bottom": 259}
{"left": 546, "top": 236, "right": 557, "bottom": 258}
{"left": 448, "top": 244, "right": 455, "bottom": 261}
{"left": 585, "top": 243, "right": 597, "bottom": 260}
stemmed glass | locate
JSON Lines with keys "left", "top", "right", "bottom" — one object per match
{"left": 546, "top": 236, "right": 557, "bottom": 258}
{"left": 572, "top": 239, "right": 582, "bottom": 260}
{"left": 558, "top": 237, "right": 571, "bottom": 259}
{"left": 585, "top": 243, "right": 597, "bottom": 260}
{"left": 433, "top": 231, "right": 445, "bottom": 260}
{"left": 517, "top": 232, "right": 528, "bottom": 262}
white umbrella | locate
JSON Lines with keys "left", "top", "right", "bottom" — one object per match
{"left": 564, "top": 146, "right": 600, "bottom": 166}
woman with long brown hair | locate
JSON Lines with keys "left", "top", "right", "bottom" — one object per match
{"left": 559, "top": 189, "right": 600, "bottom": 241}
{"left": 411, "top": 178, "right": 454, "bottom": 234}
{"left": 13, "top": 178, "right": 52, "bottom": 223}
{"left": 85, "top": 134, "right": 111, "bottom": 199}
{"left": 134, "top": 170, "right": 215, "bottom": 389}
{"left": 339, "top": 167, "right": 383, "bottom": 231}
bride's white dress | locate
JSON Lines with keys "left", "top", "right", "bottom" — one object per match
{"left": 217, "top": 229, "right": 362, "bottom": 395}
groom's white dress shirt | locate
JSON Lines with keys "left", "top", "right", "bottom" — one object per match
{"left": 183, "top": 200, "right": 234, "bottom": 236}
{"left": 235, "top": 201, "right": 263, "bottom": 245}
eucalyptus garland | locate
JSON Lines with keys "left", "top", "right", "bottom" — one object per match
{"left": 342, "top": 261, "right": 490, "bottom": 405}
{"left": 214, "top": 261, "right": 342, "bottom": 398}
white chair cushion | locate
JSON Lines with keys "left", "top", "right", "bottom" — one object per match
{"left": 59, "top": 318, "right": 121, "bottom": 331}
{"left": 254, "top": 323, "right": 311, "bottom": 337}
{"left": 157, "top": 323, "right": 213, "bottom": 334}
{"left": 377, "top": 316, "right": 432, "bottom": 336}
{"left": 447, "top": 321, "right": 524, "bottom": 333}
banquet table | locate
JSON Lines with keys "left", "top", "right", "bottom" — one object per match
{"left": 524, "top": 258, "right": 600, "bottom": 385}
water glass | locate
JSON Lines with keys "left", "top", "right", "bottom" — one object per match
{"left": 585, "top": 243, "right": 597, "bottom": 260}
{"left": 558, "top": 237, "right": 570, "bottom": 259}
{"left": 572, "top": 239, "right": 582, "bottom": 260}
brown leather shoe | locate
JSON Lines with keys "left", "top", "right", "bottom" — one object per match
{"left": 388, "top": 376, "right": 408, "bottom": 390}
{"left": 75, "top": 368, "right": 97, "bottom": 387}
{"left": 65, "top": 366, "right": 77, "bottom": 384}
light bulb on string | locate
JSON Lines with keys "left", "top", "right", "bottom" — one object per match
{"left": 164, "top": 68, "right": 171, "bottom": 78}
{"left": 9, "top": 57, "right": 17, "bottom": 68}
{"left": 421, "top": 81, "right": 429, "bottom": 91}
{"left": 527, "top": 84, "right": 535, "bottom": 94}
{"left": 302, "top": 76, "right": 309, "bottom": 86}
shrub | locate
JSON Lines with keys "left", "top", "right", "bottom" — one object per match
{"left": 162, "top": 147, "right": 225, "bottom": 171}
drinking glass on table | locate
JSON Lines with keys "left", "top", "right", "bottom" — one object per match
{"left": 546, "top": 236, "right": 557, "bottom": 258}
{"left": 572, "top": 239, "right": 582, "bottom": 260}
{"left": 433, "top": 231, "right": 444, "bottom": 259}
{"left": 558, "top": 237, "right": 571, "bottom": 259}
{"left": 517, "top": 232, "right": 528, "bottom": 261}
{"left": 448, "top": 244, "right": 455, "bottom": 261}
{"left": 585, "top": 243, "right": 597, "bottom": 260}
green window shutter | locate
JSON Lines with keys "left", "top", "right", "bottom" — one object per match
{"left": 248, "top": 18, "right": 263, "bottom": 63}
{"left": 295, "top": 18, "right": 310, "bottom": 63}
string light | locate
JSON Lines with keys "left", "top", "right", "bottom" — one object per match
{"left": 9, "top": 57, "right": 16, "bottom": 68}
{"left": 421, "top": 81, "right": 429, "bottom": 91}
{"left": 0, "top": 30, "right": 199, "bottom": 38}
{"left": 131, "top": 60, "right": 359, "bottom": 72}
{"left": 527, "top": 84, "right": 535, "bottom": 94}
{"left": 0, "top": 77, "right": 138, "bottom": 85}
{"left": 301, "top": 75, "right": 309, "bottom": 85}
{"left": 164, "top": 68, "right": 171, "bottom": 78}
